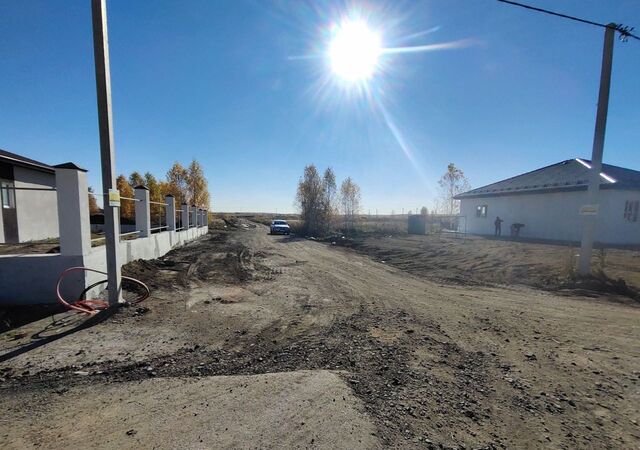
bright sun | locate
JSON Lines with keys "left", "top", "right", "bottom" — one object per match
{"left": 329, "top": 20, "right": 381, "bottom": 82}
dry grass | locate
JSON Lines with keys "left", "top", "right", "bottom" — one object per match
{"left": 349, "top": 216, "right": 407, "bottom": 234}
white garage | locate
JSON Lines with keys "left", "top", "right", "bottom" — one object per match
{"left": 455, "top": 158, "right": 640, "bottom": 245}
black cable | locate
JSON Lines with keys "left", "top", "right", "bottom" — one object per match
{"left": 497, "top": 0, "right": 639, "bottom": 41}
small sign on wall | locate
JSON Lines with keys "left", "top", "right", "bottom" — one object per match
{"left": 580, "top": 204, "right": 599, "bottom": 215}
{"left": 108, "top": 189, "right": 121, "bottom": 207}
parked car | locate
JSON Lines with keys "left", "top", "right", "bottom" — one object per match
{"left": 270, "top": 219, "right": 291, "bottom": 235}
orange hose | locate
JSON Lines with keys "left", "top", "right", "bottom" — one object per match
{"left": 56, "top": 266, "right": 150, "bottom": 315}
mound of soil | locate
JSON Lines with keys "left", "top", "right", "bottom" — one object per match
{"left": 123, "top": 230, "right": 267, "bottom": 290}
{"left": 334, "top": 233, "right": 640, "bottom": 301}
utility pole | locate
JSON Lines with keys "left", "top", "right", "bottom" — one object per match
{"left": 496, "top": 2, "right": 638, "bottom": 275}
{"left": 578, "top": 25, "right": 615, "bottom": 275}
{"left": 92, "top": 0, "right": 122, "bottom": 305}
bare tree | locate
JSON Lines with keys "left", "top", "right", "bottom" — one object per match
{"left": 296, "top": 165, "right": 361, "bottom": 235}
{"left": 295, "top": 165, "right": 325, "bottom": 235}
{"left": 322, "top": 168, "right": 337, "bottom": 232}
{"left": 340, "top": 177, "right": 361, "bottom": 230}
{"left": 437, "top": 163, "right": 470, "bottom": 215}
{"left": 420, "top": 206, "right": 428, "bottom": 216}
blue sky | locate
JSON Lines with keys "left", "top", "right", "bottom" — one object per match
{"left": 1, "top": 0, "right": 639, "bottom": 213}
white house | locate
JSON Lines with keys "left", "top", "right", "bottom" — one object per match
{"left": 455, "top": 158, "right": 640, "bottom": 245}
{"left": 0, "top": 148, "right": 59, "bottom": 244}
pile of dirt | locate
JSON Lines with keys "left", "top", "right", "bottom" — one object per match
{"left": 558, "top": 273, "right": 639, "bottom": 301}
{"left": 334, "top": 233, "right": 640, "bottom": 300}
{"left": 123, "top": 230, "right": 268, "bottom": 289}
{"left": 0, "top": 242, "right": 59, "bottom": 255}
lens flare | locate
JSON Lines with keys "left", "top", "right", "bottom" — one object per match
{"left": 287, "top": 7, "right": 478, "bottom": 187}
{"left": 329, "top": 20, "right": 381, "bottom": 81}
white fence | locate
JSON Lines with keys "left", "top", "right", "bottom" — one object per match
{"left": 0, "top": 164, "right": 209, "bottom": 305}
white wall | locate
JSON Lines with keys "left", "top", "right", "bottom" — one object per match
{"left": 0, "top": 226, "right": 208, "bottom": 305}
{"left": 13, "top": 166, "right": 59, "bottom": 242}
{"left": 0, "top": 254, "right": 85, "bottom": 305}
{"left": 460, "top": 189, "right": 640, "bottom": 245}
{"left": 597, "top": 190, "right": 640, "bottom": 244}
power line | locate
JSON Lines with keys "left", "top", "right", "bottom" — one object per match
{"left": 497, "top": 0, "right": 639, "bottom": 42}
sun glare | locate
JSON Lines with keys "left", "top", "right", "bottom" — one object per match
{"left": 329, "top": 20, "right": 381, "bottom": 82}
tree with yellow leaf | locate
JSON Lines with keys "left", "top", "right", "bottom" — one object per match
{"left": 164, "top": 162, "right": 189, "bottom": 206}
{"left": 186, "top": 160, "right": 210, "bottom": 209}
{"left": 116, "top": 174, "right": 135, "bottom": 220}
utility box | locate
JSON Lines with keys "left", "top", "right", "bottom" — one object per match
{"left": 408, "top": 215, "right": 427, "bottom": 235}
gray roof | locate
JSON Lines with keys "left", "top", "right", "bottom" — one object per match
{"left": 0, "top": 148, "right": 54, "bottom": 173}
{"left": 455, "top": 158, "right": 640, "bottom": 199}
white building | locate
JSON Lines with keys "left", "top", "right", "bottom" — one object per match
{"left": 0, "top": 148, "right": 59, "bottom": 243}
{"left": 455, "top": 158, "right": 640, "bottom": 245}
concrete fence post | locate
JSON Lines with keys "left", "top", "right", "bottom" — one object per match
{"left": 54, "top": 163, "right": 92, "bottom": 256}
{"left": 134, "top": 185, "right": 150, "bottom": 238}
{"left": 203, "top": 210, "right": 208, "bottom": 227}
{"left": 182, "top": 203, "right": 189, "bottom": 230}
{"left": 165, "top": 195, "right": 175, "bottom": 231}
{"left": 191, "top": 206, "right": 197, "bottom": 229}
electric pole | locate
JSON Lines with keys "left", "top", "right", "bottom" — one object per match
{"left": 92, "top": 0, "right": 122, "bottom": 305}
{"left": 578, "top": 25, "right": 615, "bottom": 275}
{"left": 497, "top": 1, "right": 638, "bottom": 275}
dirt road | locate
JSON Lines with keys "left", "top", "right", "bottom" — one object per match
{"left": 1, "top": 220, "right": 639, "bottom": 449}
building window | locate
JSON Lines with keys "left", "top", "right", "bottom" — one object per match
{"left": 624, "top": 200, "right": 639, "bottom": 222}
{"left": 476, "top": 205, "right": 488, "bottom": 218}
{"left": 1, "top": 180, "right": 15, "bottom": 209}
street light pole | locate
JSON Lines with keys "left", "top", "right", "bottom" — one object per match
{"left": 91, "top": 0, "right": 122, "bottom": 304}
{"left": 578, "top": 24, "right": 616, "bottom": 276}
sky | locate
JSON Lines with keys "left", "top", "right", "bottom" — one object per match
{"left": 1, "top": 0, "right": 639, "bottom": 213}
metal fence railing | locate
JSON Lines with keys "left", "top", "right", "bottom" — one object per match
{"left": 2, "top": 183, "right": 205, "bottom": 253}
{"left": 175, "top": 208, "right": 185, "bottom": 231}
{"left": 150, "top": 200, "right": 167, "bottom": 233}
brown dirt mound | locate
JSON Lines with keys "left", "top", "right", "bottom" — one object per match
{"left": 334, "top": 233, "right": 640, "bottom": 301}
{"left": 123, "top": 231, "right": 267, "bottom": 289}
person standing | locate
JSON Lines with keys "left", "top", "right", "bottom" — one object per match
{"left": 494, "top": 216, "right": 504, "bottom": 237}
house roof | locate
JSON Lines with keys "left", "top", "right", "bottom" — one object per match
{"left": 455, "top": 158, "right": 640, "bottom": 199}
{"left": 0, "top": 148, "right": 54, "bottom": 174}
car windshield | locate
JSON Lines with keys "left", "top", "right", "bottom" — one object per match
{"left": 273, "top": 220, "right": 287, "bottom": 225}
